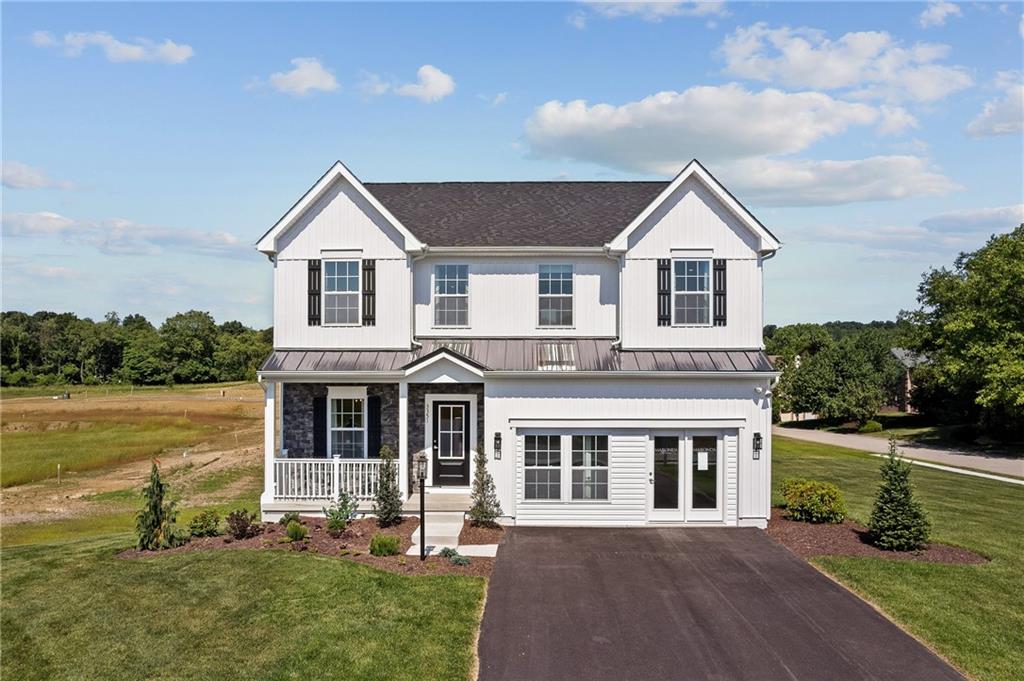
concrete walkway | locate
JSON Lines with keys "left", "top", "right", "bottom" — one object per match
{"left": 775, "top": 426, "right": 1024, "bottom": 482}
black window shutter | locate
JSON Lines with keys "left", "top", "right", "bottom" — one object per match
{"left": 366, "top": 394, "right": 382, "bottom": 458}
{"left": 308, "top": 259, "right": 321, "bottom": 326}
{"left": 657, "top": 259, "right": 671, "bottom": 326}
{"left": 713, "top": 259, "right": 727, "bottom": 327}
{"left": 362, "top": 259, "right": 376, "bottom": 326}
{"left": 312, "top": 395, "right": 327, "bottom": 456}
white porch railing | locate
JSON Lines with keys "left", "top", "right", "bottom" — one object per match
{"left": 274, "top": 458, "right": 382, "bottom": 502}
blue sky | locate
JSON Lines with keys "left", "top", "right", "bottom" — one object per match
{"left": 3, "top": 1, "right": 1022, "bottom": 328}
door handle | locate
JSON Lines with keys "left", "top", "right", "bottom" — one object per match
{"left": 649, "top": 472, "right": 654, "bottom": 484}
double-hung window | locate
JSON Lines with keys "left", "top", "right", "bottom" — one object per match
{"left": 571, "top": 435, "right": 608, "bottom": 500}
{"left": 538, "top": 264, "right": 573, "bottom": 327}
{"left": 433, "top": 264, "right": 469, "bottom": 327}
{"left": 329, "top": 392, "right": 365, "bottom": 458}
{"left": 324, "top": 260, "right": 360, "bottom": 325}
{"left": 523, "top": 435, "right": 561, "bottom": 500}
{"left": 673, "top": 259, "right": 710, "bottom": 325}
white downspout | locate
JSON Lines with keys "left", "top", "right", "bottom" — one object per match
{"left": 604, "top": 246, "right": 624, "bottom": 349}
{"left": 409, "top": 246, "right": 429, "bottom": 350}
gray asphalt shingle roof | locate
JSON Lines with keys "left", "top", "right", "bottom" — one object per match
{"left": 363, "top": 182, "right": 669, "bottom": 247}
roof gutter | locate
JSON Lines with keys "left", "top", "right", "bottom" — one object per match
{"left": 421, "top": 246, "right": 609, "bottom": 256}
{"left": 259, "top": 369, "right": 780, "bottom": 382}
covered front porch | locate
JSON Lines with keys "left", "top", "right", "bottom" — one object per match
{"left": 258, "top": 373, "right": 484, "bottom": 520}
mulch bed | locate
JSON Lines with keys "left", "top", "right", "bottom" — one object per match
{"left": 120, "top": 515, "right": 494, "bottom": 577}
{"left": 766, "top": 508, "right": 987, "bottom": 565}
{"left": 458, "top": 520, "right": 506, "bottom": 546}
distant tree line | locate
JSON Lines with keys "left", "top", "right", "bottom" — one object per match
{"left": 0, "top": 310, "right": 272, "bottom": 386}
{"left": 767, "top": 225, "right": 1023, "bottom": 441}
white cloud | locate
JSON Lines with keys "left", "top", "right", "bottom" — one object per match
{"left": 919, "top": 1, "right": 962, "bottom": 28}
{"left": 877, "top": 105, "right": 919, "bottom": 134}
{"left": 31, "top": 30, "right": 193, "bottom": 64}
{"left": 1, "top": 161, "right": 74, "bottom": 190}
{"left": 719, "top": 23, "right": 972, "bottom": 102}
{"left": 715, "top": 156, "right": 961, "bottom": 206}
{"left": 919, "top": 204, "right": 1024, "bottom": 232}
{"left": 586, "top": 1, "right": 728, "bottom": 21}
{"left": 966, "top": 72, "right": 1024, "bottom": 137}
{"left": 266, "top": 58, "right": 339, "bottom": 96}
{"left": 526, "top": 84, "right": 884, "bottom": 173}
{"left": 393, "top": 65, "right": 456, "bottom": 103}
{"left": 1, "top": 211, "right": 250, "bottom": 258}
{"left": 478, "top": 92, "right": 508, "bottom": 106}
{"left": 357, "top": 71, "right": 391, "bottom": 97}
{"left": 567, "top": 11, "right": 588, "bottom": 30}
{"left": 808, "top": 203, "right": 1021, "bottom": 259}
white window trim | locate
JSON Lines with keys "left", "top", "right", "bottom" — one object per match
{"left": 518, "top": 432, "right": 613, "bottom": 505}
{"left": 537, "top": 264, "right": 575, "bottom": 329}
{"left": 431, "top": 263, "right": 470, "bottom": 329}
{"left": 323, "top": 259, "right": 362, "bottom": 327}
{"left": 327, "top": 386, "right": 367, "bottom": 459}
{"left": 671, "top": 257, "right": 712, "bottom": 328}
{"left": 523, "top": 434, "right": 563, "bottom": 501}
{"left": 570, "top": 434, "right": 609, "bottom": 501}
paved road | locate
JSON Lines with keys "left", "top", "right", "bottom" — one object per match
{"left": 775, "top": 426, "right": 1024, "bottom": 479}
{"left": 479, "top": 527, "right": 965, "bottom": 681}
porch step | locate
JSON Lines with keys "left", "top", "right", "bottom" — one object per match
{"left": 402, "top": 492, "right": 472, "bottom": 514}
{"left": 408, "top": 511, "right": 465, "bottom": 554}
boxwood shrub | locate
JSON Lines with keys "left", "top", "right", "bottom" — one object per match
{"left": 858, "top": 420, "right": 883, "bottom": 433}
{"left": 780, "top": 477, "right": 847, "bottom": 524}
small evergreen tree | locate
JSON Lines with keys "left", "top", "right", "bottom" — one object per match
{"left": 468, "top": 445, "right": 502, "bottom": 527}
{"left": 868, "top": 438, "right": 931, "bottom": 551}
{"left": 373, "top": 444, "right": 403, "bottom": 527}
{"left": 136, "top": 462, "right": 183, "bottom": 550}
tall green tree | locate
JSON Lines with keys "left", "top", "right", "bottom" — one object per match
{"left": 903, "top": 225, "right": 1024, "bottom": 438}
{"left": 160, "top": 310, "right": 219, "bottom": 383}
{"left": 868, "top": 438, "right": 931, "bottom": 551}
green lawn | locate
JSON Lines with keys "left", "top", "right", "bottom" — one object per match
{"left": 1, "top": 418, "right": 219, "bottom": 487}
{"left": 1, "top": 536, "right": 485, "bottom": 681}
{"left": 774, "top": 436, "right": 1024, "bottom": 681}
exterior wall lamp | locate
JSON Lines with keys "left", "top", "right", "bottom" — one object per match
{"left": 493, "top": 432, "right": 502, "bottom": 460}
{"left": 753, "top": 432, "right": 763, "bottom": 460}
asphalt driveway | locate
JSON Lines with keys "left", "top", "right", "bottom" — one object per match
{"left": 478, "top": 527, "right": 964, "bottom": 681}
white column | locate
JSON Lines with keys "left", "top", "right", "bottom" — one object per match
{"left": 398, "top": 380, "right": 409, "bottom": 499}
{"left": 261, "top": 380, "right": 277, "bottom": 511}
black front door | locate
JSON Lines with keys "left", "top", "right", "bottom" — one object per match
{"left": 432, "top": 400, "right": 470, "bottom": 486}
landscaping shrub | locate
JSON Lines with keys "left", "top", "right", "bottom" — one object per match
{"left": 136, "top": 462, "right": 185, "bottom": 550}
{"left": 780, "top": 477, "right": 847, "bottom": 524}
{"left": 278, "top": 511, "right": 300, "bottom": 527}
{"left": 369, "top": 534, "right": 400, "bottom": 556}
{"left": 285, "top": 520, "right": 308, "bottom": 542}
{"left": 868, "top": 438, "right": 931, "bottom": 551}
{"left": 188, "top": 509, "right": 221, "bottom": 537}
{"left": 373, "top": 445, "right": 403, "bottom": 528}
{"left": 225, "top": 509, "right": 259, "bottom": 540}
{"left": 468, "top": 445, "right": 502, "bottom": 527}
{"left": 323, "top": 490, "right": 359, "bottom": 535}
{"left": 437, "top": 547, "right": 470, "bottom": 565}
{"left": 438, "top": 547, "right": 459, "bottom": 559}
{"left": 858, "top": 419, "right": 883, "bottom": 433}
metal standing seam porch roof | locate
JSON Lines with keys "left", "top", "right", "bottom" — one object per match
{"left": 260, "top": 339, "right": 776, "bottom": 375}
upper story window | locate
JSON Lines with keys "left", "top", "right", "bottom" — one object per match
{"left": 538, "top": 264, "right": 573, "bottom": 327}
{"left": 324, "top": 260, "right": 360, "bottom": 325}
{"left": 673, "top": 259, "right": 710, "bottom": 326}
{"left": 433, "top": 264, "right": 469, "bottom": 327}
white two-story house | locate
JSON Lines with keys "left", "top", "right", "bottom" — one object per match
{"left": 256, "top": 159, "right": 781, "bottom": 527}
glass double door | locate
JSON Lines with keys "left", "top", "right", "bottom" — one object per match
{"left": 649, "top": 432, "right": 723, "bottom": 522}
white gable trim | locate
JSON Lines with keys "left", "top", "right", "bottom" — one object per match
{"left": 403, "top": 350, "right": 485, "bottom": 380}
{"left": 606, "top": 159, "right": 781, "bottom": 254}
{"left": 256, "top": 160, "right": 425, "bottom": 256}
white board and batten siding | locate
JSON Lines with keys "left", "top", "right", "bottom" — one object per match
{"left": 273, "top": 176, "right": 413, "bottom": 349}
{"left": 484, "top": 378, "right": 772, "bottom": 527}
{"left": 413, "top": 256, "right": 618, "bottom": 338}
{"left": 621, "top": 175, "right": 765, "bottom": 350}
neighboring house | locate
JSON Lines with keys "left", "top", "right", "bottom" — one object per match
{"left": 255, "top": 159, "right": 781, "bottom": 527}
{"left": 891, "top": 348, "right": 927, "bottom": 414}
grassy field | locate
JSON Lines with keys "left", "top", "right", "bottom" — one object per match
{"left": 1, "top": 536, "right": 485, "bottom": 681}
{"left": 1, "top": 384, "right": 262, "bottom": 487}
{"left": 0, "top": 381, "right": 252, "bottom": 400}
{"left": 774, "top": 436, "right": 1024, "bottom": 681}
